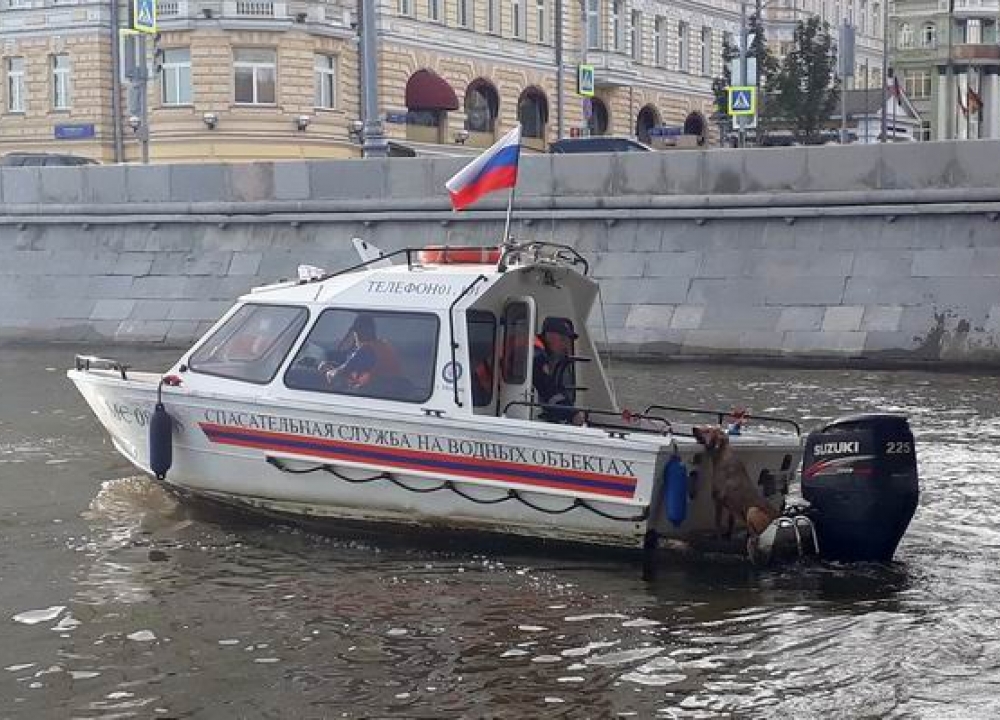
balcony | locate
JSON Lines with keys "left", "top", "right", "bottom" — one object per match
{"left": 952, "top": 43, "right": 1000, "bottom": 61}
{"left": 158, "top": 0, "right": 186, "bottom": 16}
{"left": 586, "top": 50, "right": 639, "bottom": 87}
{"left": 222, "top": 0, "right": 288, "bottom": 17}
{"left": 941, "top": 0, "right": 1000, "bottom": 16}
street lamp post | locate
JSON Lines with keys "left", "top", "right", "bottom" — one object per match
{"left": 359, "top": 0, "right": 388, "bottom": 157}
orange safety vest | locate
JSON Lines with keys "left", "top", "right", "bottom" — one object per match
{"left": 347, "top": 340, "right": 402, "bottom": 388}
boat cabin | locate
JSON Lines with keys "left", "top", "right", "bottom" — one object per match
{"left": 174, "top": 244, "right": 618, "bottom": 423}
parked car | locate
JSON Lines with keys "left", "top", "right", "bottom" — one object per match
{"left": 549, "top": 136, "right": 653, "bottom": 154}
{"left": 1, "top": 152, "right": 98, "bottom": 167}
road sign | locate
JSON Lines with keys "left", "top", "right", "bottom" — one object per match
{"left": 133, "top": 0, "right": 157, "bottom": 34}
{"left": 577, "top": 64, "right": 595, "bottom": 97}
{"left": 728, "top": 86, "right": 756, "bottom": 116}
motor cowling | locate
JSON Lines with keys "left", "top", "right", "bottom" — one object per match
{"left": 802, "top": 413, "right": 918, "bottom": 561}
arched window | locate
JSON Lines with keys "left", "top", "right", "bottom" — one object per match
{"left": 683, "top": 112, "right": 706, "bottom": 144}
{"left": 635, "top": 104, "right": 660, "bottom": 144}
{"left": 517, "top": 86, "right": 549, "bottom": 139}
{"left": 405, "top": 68, "right": 459, "bottom": 143}
{"left": 921, "top": 22, "right": 936, "bottom": 47}
{"left": 588, "top": 97, "right": 609, "bottom": 135}
{"left": 464, "top": 79, "right": 499, "bottom": 135}
{"left": 897, "top": 22, "right": 913, "bottom": 48}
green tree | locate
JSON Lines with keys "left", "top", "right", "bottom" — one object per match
{"left": 767, "top": 16, "right": 840, "bottom": 142}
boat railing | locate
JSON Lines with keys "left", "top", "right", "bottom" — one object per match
{"left": 498, "top": 242, "right": 590, "bottom": 275}
{"left": 306, "top": 246, "right": 515, "bottom": 283}
{"left": 74, "top": 354, "right": 129, "bottom": 380}
{"left": 643, "top": 404, "right": 801, "bottom": 436}
{"left": 501, "top": 400, "right": 673, "bottom": 438}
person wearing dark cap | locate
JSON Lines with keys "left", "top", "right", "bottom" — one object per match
{"left": 533, "top": 317, "right": 584, "bottom": 425}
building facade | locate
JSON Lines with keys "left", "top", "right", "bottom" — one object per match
{"left": 0, "top": 0, "right": 886, "bottom": 161}
{"left": 891, "top": 0, "right": 1000, "bottom": 140}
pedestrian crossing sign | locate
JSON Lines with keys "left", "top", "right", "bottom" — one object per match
{"left": 728, "top": 86, "right": 756, "bottom": 117}
{"left": 133, "top": 0, "right": 157, "bottom": 34}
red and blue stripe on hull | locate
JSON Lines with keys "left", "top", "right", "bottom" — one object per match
{"left": 199, "top": 422, "right": 638, "bottom": 500}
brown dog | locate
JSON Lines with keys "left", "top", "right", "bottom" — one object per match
{"left": 693, "top": 425, "right": 777, "bottom": 538}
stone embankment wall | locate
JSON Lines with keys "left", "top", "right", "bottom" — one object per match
{"left": 2, "top": 140, "right": 1000, "bottom": 364}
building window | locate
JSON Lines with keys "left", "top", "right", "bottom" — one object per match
{"left": 518, "top": 87, "right": 548, "bottom": 139}
{"left": 465, "top": 80, "right": 499, "bottom": 133}
{"left": 314, "top": 54, "right": 336, "bottom": 109}
{"left": 398, "top": 0, "right": 412, "bottom": 14}
{"left": 458, "top": 0, "right": 471, "bottom": 27}
{"left": 903, "top": 69, "right": 931, "bottom": 98}
{"left": 586, "top": 0, "right": 600, "bottom": 48}
{"left": 234, "top": 48, "right": 276, "bottom": 104}
{"left": 52, "top": 54, "right": 71, "bottom": 110}
{"left": 511, "top": 0, "right": 524, "bottom": 37}
{"left": 921, "top": 22, "right": 936, "bottom": 47}
{"left": 873, "top": 2, "right": 880, "bottom": 35}
{"left": 630, "top": 11, "right": 642, "bottom": 60}
{"left": 611, "top": 0, "right": 623, "bottom": 51}
{"left": 536, "top": 0, "right": 546, "bottom": 42}
{"left": 428, "top": 0, "right": 441, "bottom": 21}
{"left": 161, "top": 48, "right": 192, "bottom": 106}
{"left": 897, "top": 22, "right": 913, "bottom": 48}
{"left": 678, "top": 21, "right": 689, "bottom": 72}
{"left": 859, "top": 0, "right": 867, "bottom": 34}
{"left": 964, "top": 18, "right": 981, "bottom": 44}
{"left": 920, "top": 120, "right": 931, "bottom": 141}
{"left": 7, "top": 57, "right": 25, "bottom": 113}
{"left": 701, "top": 26, "right": 712, "bottom": 75}
{"left": 654, "top": 16, "right": 664, "bottom": 66}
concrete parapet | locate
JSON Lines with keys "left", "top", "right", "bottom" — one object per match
{"left": 1, "top": 140, "right": 1000, "bottom": 365}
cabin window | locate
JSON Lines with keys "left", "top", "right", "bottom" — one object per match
{"left": 502, "top": 302, "right": 531, "bottom": 384}
{"left": 467, "top": 310, "right": 497, "bottom": 408}
{"left": 188, "top": 303, "right": 309, "bottom": 384}
{"left": 284, "top": 309, "right": 439, "bottom": 403}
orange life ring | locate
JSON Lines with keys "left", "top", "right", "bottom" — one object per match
{"left": 418, "top": 245, "right": 502, "bottom": 265}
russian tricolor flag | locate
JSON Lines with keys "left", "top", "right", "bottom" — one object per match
{"left": 445, "top": 124, "right": 521, "bottom": 211}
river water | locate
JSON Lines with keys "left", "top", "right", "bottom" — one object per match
{"left": 2, "top": 344, "right": 999, "bottom": 719}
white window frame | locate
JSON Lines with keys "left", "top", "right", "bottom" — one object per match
{"left": 536, "top": 0, "right": 546, "bottom": 42}
{"left": 630, "top": 10, "right": 642, "bottom": 60}
{"left": 233, "top": 48, "right": 276, "bottom": 105}
{"left": 458, "top": 0, "right": 471, "bottom": 27}
{"left": 512, "top": 0, "right": 524, "bottom": 37}
{"left": 653, "top": 16, "right": 664, "bottom": 66}
{"left": 611, "top": 0, "right": 623, "bottom": 51}
{"left": 161, "top": 47, "right": 192, "bottom": 106}
{"left": 52, "top": 53, "right": 71, "bottom": 110}
{"left": 701, "top": 26, "right": 712, "bottom": 75}
{"left": 428, "top": 0, "right": 441, "bottom": 22}
{"left": 7, "top": 57, "right": 25, "bottom": 113}
{"left": 897, "top": 22, "right": 912, "bottom": 48}
{"left": 488, "top": 0, "right": 500, "bottom": 33}
{"left": 678, "top": 21, "right": 689, "bottom": 72}
{"left": 586, "top": 0, "right": 600, "bottom": 49}
{"left": 397, "top": 0, "right": 412, "bottom": 14}
{"left": 314, "top": 54, "right": 336, "bottom": 109}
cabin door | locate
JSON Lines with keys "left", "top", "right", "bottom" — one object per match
{"left": 497, "top": 298, "right": 536, "bottom": 419}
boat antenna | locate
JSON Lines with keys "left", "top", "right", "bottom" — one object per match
{"left": 596, "top": 285, "right": 617, "bottom": 403}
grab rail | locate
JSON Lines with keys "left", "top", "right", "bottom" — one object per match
{"left": 447, "top": 274, "right": 488, "bottom": 408}
{"left": 310, "top": 246, "right": 510, "bottom": 283}
{"left": 498, "top": 241, "right": 590, "bottom": 274}
{"left": 74, "top": 354, "right": 129, "bottom": 380}
{"left": 501, "top": 400, "right": 672, "bottom": 437}
{"left": 642, "top": 404, "right": 801, "bottom": 436}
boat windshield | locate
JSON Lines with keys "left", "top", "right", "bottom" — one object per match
{"left": 188, "top": 303, "right": 309, "bottom": 384}
{"left": 284, "top": 308, "right": 439, "bottom": 403}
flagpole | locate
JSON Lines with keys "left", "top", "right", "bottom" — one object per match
{"left": 502, "top": 182, "right": 517, "bottom": 248}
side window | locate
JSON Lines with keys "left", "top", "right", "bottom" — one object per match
{"left": 284, "top": 309, "right": 439, "bottom": 403}
{"left": 467, "top": 310, "right": 497, "bottom": 408}
{"left": 502, "top": 302, "right": 530, "bottom": 384}
{"left": 188, "top": 303, "right": 308, "bottom": 384}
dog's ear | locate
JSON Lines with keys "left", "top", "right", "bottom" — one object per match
{"left": 692, "top": 426, "right": 707, "bottom": 445}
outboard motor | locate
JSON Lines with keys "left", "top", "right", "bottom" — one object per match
{"left": 802, "top": 413, "right": 919, "bottom": 561}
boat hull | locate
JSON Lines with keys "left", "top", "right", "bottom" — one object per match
{"left": 69, "top": 369, "right": 801, "bottom": 551}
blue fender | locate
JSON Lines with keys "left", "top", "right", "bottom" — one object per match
{"left": 664, "top": 455, "right": 688, "bottom": 527}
